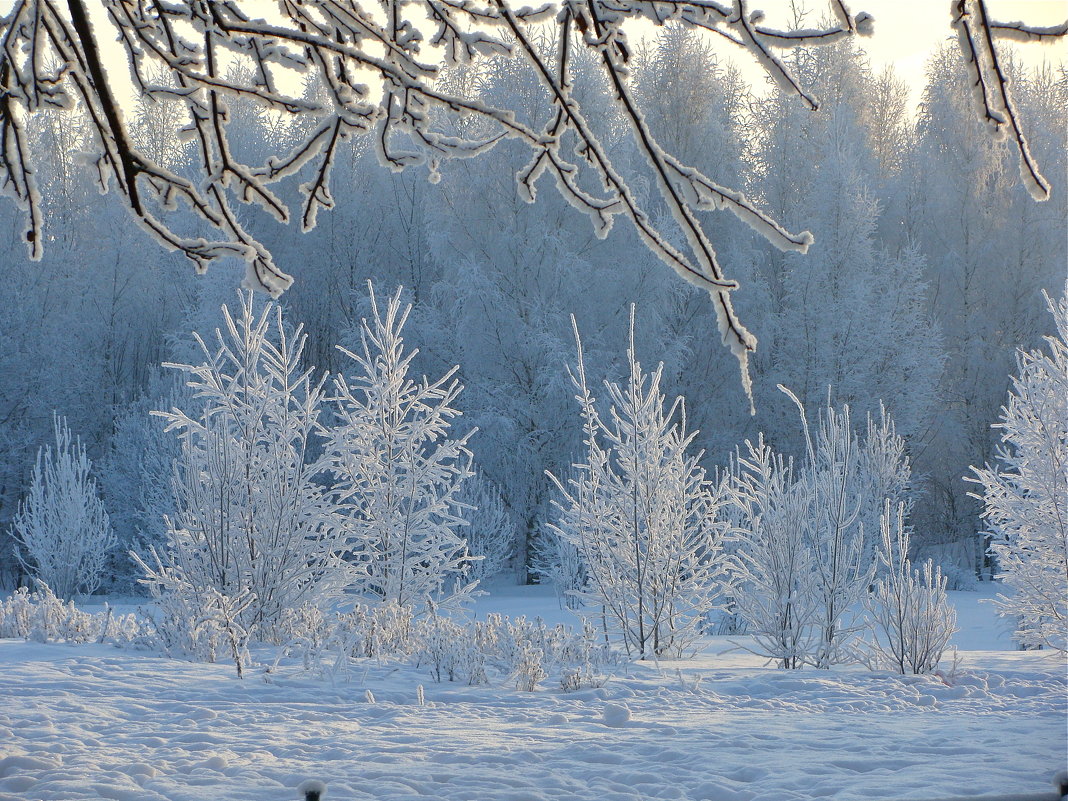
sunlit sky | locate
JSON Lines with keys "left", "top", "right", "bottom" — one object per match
{"left": 69, "top": 0, "right": 1068, "bottom": 113}
{"left": 718, "top": 1, "right": 1067, "bottom": 108}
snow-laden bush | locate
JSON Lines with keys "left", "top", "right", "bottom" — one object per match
{"left": 324, "top": 285, "right": 476, "bottom": 609}
{"left": 727, "top": 392, "right": 917, "bottom": 669}
{"left": 797, "top": 397, "right": 877, "bottom": 669}
{"left": 416, "top": 612, "right": 468, "bottom": 683}
{"left": 406, "top": 611, "right": 619, "bottom": 690}
{"left": 138, "top": 292, "right": 352, "bottom": 641}
{"left": 727, "top": 436, "right": 818, "bottom": 669}
{"left": 969, "top": 287, "right": 1068, "bottom": 653}
{"left": 138, "top": 573, "right": 234, "bottom": 666}
{"left": 865, "top": 502, "right": 957, "bottom": 674}
{"left": 269, "top": 601, "right": 418, "bottom": 680}
{"left": 337, "top": 602, "right": 417, "bottom": 659}
{"left": 549, "top": 312, "right": 727, "bottom": 659}
{"left": 0, "top": 583, "right": 142, "bottom": 645}
{"left": 9, "top": 414, "right": 116, "bottom": 600}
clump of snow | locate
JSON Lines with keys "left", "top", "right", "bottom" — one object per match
{"left": 602, "top": 702, "right": 631, "bottom": 727}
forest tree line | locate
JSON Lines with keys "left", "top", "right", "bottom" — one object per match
{"left": 0, "top": 27, "right": 1064, "bottom": 590}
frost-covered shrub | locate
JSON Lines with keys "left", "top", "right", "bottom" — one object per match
{"left": 415, "top": 613, "right": 467, "bottom": 683}
{"left": 865, "top": 502, "right": 957, "bottom": 674}
{"left": 402, "top": 611, "right": 618, "bottom": 689}
{"left": 969, "top": 287, "right": 1068, "bottom": 653}
{"left": 139, "top": 293, "right": 351, "bottom": 641}
{"left": 727, "top": 435, "right": 817, "bottom": 669}
{"left": 0, "top": 584, "right": 142, "bottom": 645}
{"left": 511, "top": 642, "right": 547, "bottom": 691}
{"left": 140, "top": 580, "right": 227, "bottom": 664}
{"left": 9, "top": 414, "right": 116, "bottom": 600}
{"left": 728, "top": 392, "right": 919, "bottom": 669}
{"left": 273, "top": 601, "right": 420, "bottom": 678}
{"left": 797, "top": 397, "right": 878, "bottom": 669}
{"left": 938, "top": 560, "right": 980, "bottom": 592}
{"left": 351, "top": 602, "right": 417, "bottom": 658}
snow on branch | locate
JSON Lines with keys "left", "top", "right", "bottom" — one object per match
{"left": 951, "top": 0, "right": 1055, "bottom": 201}
{"left": 0, "top": 0, "right": 1057, "bottom": 399}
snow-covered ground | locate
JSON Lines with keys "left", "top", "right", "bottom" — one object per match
{"left": 0, "top": 586, "right": 1064, "bottom": 801}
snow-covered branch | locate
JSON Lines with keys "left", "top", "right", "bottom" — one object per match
{"left": 951, "top": 0, "right": 1056, "bottom": 201}
{"left": 0, "top": 0, "right": 1057, "bottom": 397}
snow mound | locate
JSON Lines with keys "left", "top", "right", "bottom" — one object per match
{"left": 602, "top": 702, "right": 631, "bottom": 727}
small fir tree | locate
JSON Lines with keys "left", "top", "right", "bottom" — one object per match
{"left": 548, "top": 309, "right": 726, "bottom": 659}
{"left": 138, "top": 292, "right": 349, "bottom": 639}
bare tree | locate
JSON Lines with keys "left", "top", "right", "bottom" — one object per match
{"left": 0, "top": 1, "right": 1061, "bottom": 398}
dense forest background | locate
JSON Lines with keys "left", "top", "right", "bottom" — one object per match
{"left": 0, "top": 27, "right": 1064, "bottom": 590}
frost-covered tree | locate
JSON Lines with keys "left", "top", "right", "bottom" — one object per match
{"left": 139, "top": 292, "right": 349, "bottom": 636}
{"left": 908, "top": 51, "right": 1066, "bottom": 557}
{"left": 793, "top": 394, "right": 876, "bottom": 669}
{"left": 9, "top": 414, "right": 116, "bottom": 600}
{"left": 865, "top": 501, "right": 957, "bottom": 674}
{"left": 969, "top": 287, "right": 1068, "bottom": 653}
{"left": 727, "top": 435, "right": 817, "bottom": 669}
{"left": 548, "top": 311, "right": 726, "bottom": 658}
{"left": 324, "top": 285, "right": 475, "bottom": 609}
{"left": 749, "top": 39, "right": 944, "bottom": 446}
{"left": 728, "top": 395, "right": 916, "bottom": 668}
{"left": 456, "top": 472, "right": 516, "bottom": 583}
{"left": 1, "top": 2, "right": 1058, "bottom": 398}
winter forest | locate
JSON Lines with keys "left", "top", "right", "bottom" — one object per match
{"left": 0, "top": 1, "right": 1065, "bottom": 800}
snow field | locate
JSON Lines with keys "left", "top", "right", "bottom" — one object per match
{"left": 0, "top": 587, "right": 1064, "bottom": 801}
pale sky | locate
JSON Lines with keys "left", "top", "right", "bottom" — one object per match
{"left": 727, "top": 1, "right": 1067, "bottom": 108}
{"left": 40, "top": 0, "right": 1068, "bottom": 113}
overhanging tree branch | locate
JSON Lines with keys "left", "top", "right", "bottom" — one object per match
{"left": 0, "top": 0, "right": 1060, "bottom": 400}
